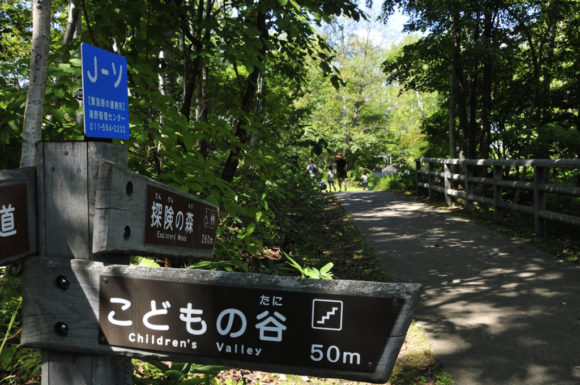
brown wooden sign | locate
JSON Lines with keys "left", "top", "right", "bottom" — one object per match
{"left": 144, "top": 185, "right": 217, "bottom": 250}
{"left": 92, "top": 160, "right": 218, "bottom": 259}
{"left": 0, "top": 167, "right": 36, "bottom": 264}
{"left": 99, "top": 276, "right": 401, "bottom": 373}
{"left": 21, "top": 256, "right": 421, "bottom": 383}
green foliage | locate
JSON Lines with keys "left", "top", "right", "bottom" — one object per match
{"left": 298, "top": 27, "right": 436, "bottom": 175}
{"left": 284, "top": 254, "right": 334, "bottom": 279}
{"left": 374, "top": 169, "right": 416, "bottom": 193}
{"left": 0, "top": 268, "right": 41, "bottom": 384}
{"left": 133, "top": 360, "right": 231, "bottom": 385}
{"left": 381, "top": 0, "right": 580, "bottom": 160}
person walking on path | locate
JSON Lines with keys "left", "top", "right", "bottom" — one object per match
{"left": 305, "top": 158, "right": 318, "bottom": 179}
{"left": 335, "top": 152, "right": 347, "bottom": 191}
{"left": 327, "top": 165, "right": 336, "bottom": 192}
{"left": 361, "top": 170, "right": 369, "bottom": 190}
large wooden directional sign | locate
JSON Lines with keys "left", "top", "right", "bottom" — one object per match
{"left": 99, "top": 277, "right": 403, "bottom": 374}
{"left": 93, "top": 160, "right": 218, "bottom": 258}
{"left": 0, "top": 167, "right": 36, "bottom": 264}
{"left": 22, "top": 257, "right": 421, "bottom": 383}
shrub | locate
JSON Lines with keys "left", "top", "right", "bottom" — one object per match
{"left": 374, "top": 168, "right": 416, "bottom": 192}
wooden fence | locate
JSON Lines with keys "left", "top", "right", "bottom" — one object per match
{"left": 415, "top": 158, "right": 580, "bottom": 235}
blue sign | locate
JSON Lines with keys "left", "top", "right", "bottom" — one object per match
{"left": 81, "top": 43, "right": 129, "bottom": 139}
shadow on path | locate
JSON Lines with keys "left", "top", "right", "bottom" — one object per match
{"left": 337, "top": 191, "right": 580, "bottom": 385}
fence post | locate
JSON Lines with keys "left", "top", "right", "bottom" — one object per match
{"left": 443, "top": 162, "right": 451, "bottom": 205}
{"left": 464, "top": 163, "right": 473, "bottom": 211}
{"left": 533, "top": 165, "right": 547, "bottom": 235}
{"left": 415, "top": 159, "right": 421, "bottom": 196}
{"left": 33, "top": 142, "right": 133, "bottom": 385}
{"left": 493, "top": 165, "right": 504, "bottom": 223}
{"left": 428, "top": 161, "right": 434, "bottom": 200}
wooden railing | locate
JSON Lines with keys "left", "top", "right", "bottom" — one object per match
{"left": 415, "top": 158, "right": 580, "bottom": 235}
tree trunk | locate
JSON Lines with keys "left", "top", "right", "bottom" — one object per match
{"left": 448, "top": 63, "right": 456, "bottom": 159}
{"left": 180, "top": 0, "right": 207, "bottom": 122}
{"left": 220, "top": 64, "right": 262, "bottom": 182}
{"left": 451, "top": 10, "right": 467, "bottom": 160}
{"left": 467, "top": 13, "right": 480, "bottom": 159}
{"left": 47, "top": 0, "right": 81, "bottom": 131}
{"left": 468, "top": 72, "right": 477, "bottom": 159}
{"left": 479, "top": 6, "right": 494, "bottom": 160}
{"left": 221, "top": 9, "right": 268, "bottom": 182}
{"left": 20, "top": 0, "right": 53, "bottom": 168}
{"left": 197, "top": 64, "right": 210, "bottom": 158}
{"left": 63, "top": 0, "right": 81, "bottom": 46}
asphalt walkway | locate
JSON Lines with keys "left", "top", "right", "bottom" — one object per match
{"left": 337, "top": 191, "right": 580, "bottom": 385}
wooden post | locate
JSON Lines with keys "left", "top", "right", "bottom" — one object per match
{"left": 443, "top": 163, "right": 451, "bottom": 205}
{"left": 533, "top": 165, "right": 547, "bottom": 235}
{"left": 415, "top": 159, "right": 421, "bottom": 196}
{"left": 31, "top": 141, "right": 132, "bottom": 385}
{"left": 493, "top": 165, "right": 503, "bottom": 223}
{"left": 428, "top": 161, "right": 434, "bottom": 200}
{"left": 464, "top": 164, "right": 473, "bottom": 211}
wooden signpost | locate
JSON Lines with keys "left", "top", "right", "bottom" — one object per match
{"left": 4, "top": 44, "right": 421, "bottom": 385}
{"left": 7, "top": 142, "right": 421, "bottom": 384}
{"left": 31, "top": 141, "right": 133, "bottom": 385}
{"left": 2, "top": 140, "right": 423, "bottom": 384}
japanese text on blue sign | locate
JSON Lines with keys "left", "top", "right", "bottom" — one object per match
{"left": 81, "top": 43, "right": 130, "bottom": 139}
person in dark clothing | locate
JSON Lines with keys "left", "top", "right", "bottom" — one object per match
{"left": 335, "top": 152, "right": 347, "bottom": 191}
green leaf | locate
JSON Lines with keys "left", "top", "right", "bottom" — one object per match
{"left": 69, "top": 58, "right": 81, "bottom": 67}
{"left": 242, "top": 223, "right": 256, "bottom": 238}
{"left": 319, "top": 262, "right": 333, "bottom": 274}
{"left": 136, "top": 257, "right": 160, "bottom": 268}
{"left": 289, "top": 0, "right": 301, "bottom": 11}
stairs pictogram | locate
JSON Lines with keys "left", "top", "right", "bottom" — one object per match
{"left": 316, "top": 306, "right": 339, "bottom": 325}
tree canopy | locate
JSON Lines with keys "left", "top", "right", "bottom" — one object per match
{"left": 1, "top": 0, "right": 578, "bottom": 259}
{"left": 379, "top": 0, "right": 579, "bottom": 160}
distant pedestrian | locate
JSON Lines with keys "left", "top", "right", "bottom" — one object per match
{"left": 335, "top": 152, "right": 347, "bottom": 191}
{"left": 306, "top": 158, "right": 318, "bottom": 179}
{"left": 361, "top": 170, "right": 369, "bottom": 190}
{"left": 327, "top": 165, "right": 336, "bottom": 192}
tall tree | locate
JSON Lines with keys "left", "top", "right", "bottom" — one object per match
{"left": 20, "top": 0, "right": 52, "bottom": 167}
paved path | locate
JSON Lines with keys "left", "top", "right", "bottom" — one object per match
{"left": 337, "top": 191, "right": 580, "bottom": 385}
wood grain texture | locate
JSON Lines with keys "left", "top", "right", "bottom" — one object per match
{"left": 92, "top": 160, "right": 217, "bottom": 259}
{"left": 27, "top": 142, "right": 131, "bottom": 385}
